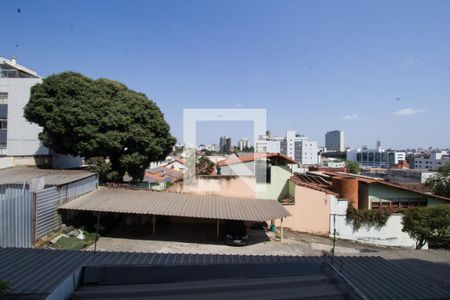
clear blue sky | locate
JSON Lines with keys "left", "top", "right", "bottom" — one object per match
{"left": 3, "top": 0, "right": 450, "bottom": 148}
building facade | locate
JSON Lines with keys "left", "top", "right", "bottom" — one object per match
{"left": 0, "top": 57, "right": 46, "bottom": 157}
{"left": 413, "top": 151, "right": 449, "bottom": 170}
{"left": 280, "top": 131, "right": 318, "bottom": 165}
{"left": 346, "top": 147, "right": 406, "bottom": 168}
{"left": 325, "top": 130, "right": 345, "bottom": 152}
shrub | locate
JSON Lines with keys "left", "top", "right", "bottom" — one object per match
{"left": 346, "top": 205, "right": 391, "bottom": 231}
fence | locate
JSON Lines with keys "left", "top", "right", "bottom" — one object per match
{"left": 0, "top": 189, "right": 33, "bottom": 247}
{"left": 1, "top": 175, "right": 98, "bottom": 247}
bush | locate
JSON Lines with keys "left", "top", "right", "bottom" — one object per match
{"left": 346, "top": 205, "right": 391, "bottom": 231}
{"left": 402, "top": 205, "right": 450, "bottom": 249}
{"left": 0, "top": 280, "right": 9, "bottom": 296}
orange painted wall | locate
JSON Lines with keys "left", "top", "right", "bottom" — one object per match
{"left": 278, "top": 185, "right": 332, "bottom": 236}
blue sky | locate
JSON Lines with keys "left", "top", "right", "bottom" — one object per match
{"left": 2, "top": 0, "right": 450, "bottom": 148}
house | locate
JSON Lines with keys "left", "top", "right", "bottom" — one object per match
{"left": 165, "top": 158, "right": 186, "bottom": 171}
{"left": 279, "top": 173, "right": 343, "bottom": 235}
{"left": 215, "top": 153, "right": 296, "bottom": 200}
{"left": 144, "top": 166, "right": 183, "bottom": 190}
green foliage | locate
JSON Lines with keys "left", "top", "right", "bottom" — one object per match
{"left": 346, "top": 161, "right": 360, "bottom": 174}
{"left": 0, "top": 280, "right": 9, "bottom": 296}
{"left": 402, "top": 205, "right": 450, "bottom": 249}
{"left": 53, "top": 237, "right": 88, "bottom": 250}
{"left": 196, "top": 156, "right": 215, "bottom": 175}
{"left": 346, "top": 205, "right": 391, "bottom": 231}
{"left": 86, "top": 157, "right": 116, "bottom": 183}
{"left": 425, "top": 162, "right": 450, "bottom": 198}
{"left": 24, "top": 72, "right": 175, "bottom": 182}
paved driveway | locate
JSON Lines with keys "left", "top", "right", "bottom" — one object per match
{"left": 87, "top": 222, "right": 384, "bottom": 256}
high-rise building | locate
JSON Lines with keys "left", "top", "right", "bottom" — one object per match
{"left": 238, "top": 137, "right": 249, "bottom": 151}
{"left": 225, "top": 137, "right": 232, "bottom": 152}
{"left": 325, "top": 130, "right": 345, "bottom": 152}
{"left": 219, "top": 136, "right": 228, "bottom": 152}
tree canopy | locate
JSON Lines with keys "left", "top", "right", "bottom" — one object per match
{"left": 425, "top": 162, "right": 450, "bottom": 198}
{"left": 402, "top": 205, "right": 450, "bottom": 249}
{"left": 24, "top": 72, "right": 175, "bottom": 182}
{"left": 346, "top": 161, "right": 360, "bottom": 174}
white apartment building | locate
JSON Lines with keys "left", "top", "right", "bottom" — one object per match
{"left": 0, "top": 56, "right": 81, "bottom": 169}
{"left": 325, "top": 130, "right": 345, "bottom": 152}
{"left": 0, "top": 57, "right": 45, "bottom": 157}
{"left": 346, "top": 147, "right": 406, "bottom": 168}
{"left": 413, "top": 151, "right": 449, "bottom": 170}
{"left": 238, "top": 137, "right": 249, "bottom": 151}
{"left": 255, "top": 130, "right": 319, "bottom": 165}
{"left": 255, "top": 140, "right": 281, "bottom": 153}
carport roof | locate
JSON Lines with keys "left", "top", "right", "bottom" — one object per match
{"left": 59, "top": 187, "right": 291, "bottom": 222}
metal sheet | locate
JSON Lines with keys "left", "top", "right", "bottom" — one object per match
{"left": 35, "top": 187, "right": 62, "bottom": 238}
{"left": 0, "top": 189, "right": 33, "bottom": 247}
{"left": 59, "top": 187, "right": 291, "bottom": 222}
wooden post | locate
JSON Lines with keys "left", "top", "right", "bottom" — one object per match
{"left": 94, "top": 213, "right": 101, "bottom": 253}
{"left": 280, "top": 218, "right": 284, "bottom": 242}
{"left": 216, "top": 220, "right": 219, "bottom": 239}
{"left": 152, "top": 214, "right": 156, "bottom": 235}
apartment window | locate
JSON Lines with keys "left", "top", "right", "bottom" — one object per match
{"left": 0, "top": 119, "right": 6, "bottom": 130}
{"left": 0, "top": 92, "right": 7, "bottom": 104}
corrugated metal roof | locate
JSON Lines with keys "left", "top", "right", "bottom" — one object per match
{"left": 59, "top": 187, "right": 291, "bottom": 222}
{"left": 0, "top": 248, "right": 449, "bottom": 299}
{"left": 0, "top": 167, "right": 96, "bottom": 186}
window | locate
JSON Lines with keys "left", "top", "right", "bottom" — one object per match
{"left": 0, "top": 119, "right": 6, "bottom": 130}
{"left": 0, "top": 92, "right": 7, "bottom": 104}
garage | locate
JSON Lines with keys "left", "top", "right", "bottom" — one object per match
{"left": 58, "top": 187, "right": 291, "bottom": 246}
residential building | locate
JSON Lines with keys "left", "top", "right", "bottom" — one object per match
{"left": 413, "top": 150, "right": 449, "bottom": 170}
{"left": 215, "top": 153, "right": 296, "bottom": 200}
{"left": 255, "top": 139, "right": 281, "bottom": 153}
{"left": 0, "top": 56, "right": 45, "bottom": 157}
{"left": 219, "top": 136, "right": 232, "bottom": 153}
{"left": 346, "top": 147, "right": 406, "bottom": 168}
{"left": 325, "top": 130, "right": 345, "bottom": 152}
{"left": 280, "top": 131, "right": 319, "bottom": 165}
{"left": 0, "top": 56, "right": 82, "bottom": 169}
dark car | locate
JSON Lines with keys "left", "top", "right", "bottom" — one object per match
{"left": 224, "top": 220, "right": 248, "bottom": 246}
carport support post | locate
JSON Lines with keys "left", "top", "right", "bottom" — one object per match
{"left": 152, "top": 214, "right": 156, "bottom": 235}
{"left": 216, "top": 220, "right": 219, "bottom": 239}
{"left": 280, "top": 218, "right": 284, "bottom": 242}
{"left": 94, "top": 213, "right": 101, "bottom": 253}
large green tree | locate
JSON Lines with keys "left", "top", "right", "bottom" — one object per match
{"left": 402, "top": 205, "right": 450, "bottom": 249}
{"left": 24, "top": 72, "right": 175, "bottom": 182}
{"left": 425, "top": 162, "right": 450, "bottom": 198}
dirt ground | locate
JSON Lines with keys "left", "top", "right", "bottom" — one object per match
{"left": 86, "top": 221, "right": 388, "bottom": 256}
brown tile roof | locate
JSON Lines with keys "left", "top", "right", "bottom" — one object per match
{"left": 324, "top": 172, "right": 450, "bottom": 202}
{"left": 217, "top": 153, "right": 297, "bottom": 167}
{"left": 59, "top": 187, "right": 291, "bottom": 222}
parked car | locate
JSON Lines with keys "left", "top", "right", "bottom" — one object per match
{"left": 224, "top": 220, "right": 248, "bottom": 246}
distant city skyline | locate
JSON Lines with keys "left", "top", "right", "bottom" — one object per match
{"left": 2, "top": 1, "right": 450, "bottom": 149}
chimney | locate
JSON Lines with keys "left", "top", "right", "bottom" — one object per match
{"left": 11, "top": 57, "right": 17, "bottom": 65}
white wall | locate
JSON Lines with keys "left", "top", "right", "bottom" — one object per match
{"left": 0, "top": 77, "right": 48, "bottom": 156}
{"left": 0, "top": 156, "right": 14, "bottom": 169}
{"left": 330, "top": 214, "right": 419, "bottom": 248}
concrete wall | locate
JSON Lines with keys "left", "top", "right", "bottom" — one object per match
{"left": 256, "top": 165, "right": 291, "bottom": 200}
{"left": 185, "top": 176, "right": 256, "bottom": 198}
{"left": 331, "top": 214, "right": 418, "bottom": 248}
{"left": 278, "top": 185, "right": 333, "bottom": 236}
{"left": 0, "top": 78, "right": 48, "bottom": 156}
{"left": 0, "top": 156, "right": 14, "bottom": 169}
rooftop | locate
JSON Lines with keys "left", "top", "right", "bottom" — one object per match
{"left": 217, "top": 153, "right": 297, "bottom": 167}
{"left": 0, "top": 167, "right": 96, "bottom": 186}
{"left": 59, "top": 187, "right": 291, "bottom": 222}
{"left": 0, "top": 248, "right": 448, "bottom": 299}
